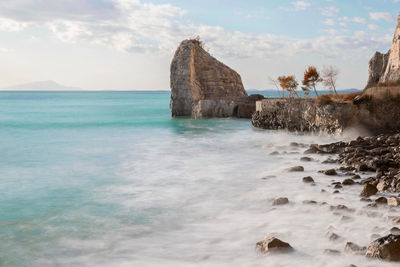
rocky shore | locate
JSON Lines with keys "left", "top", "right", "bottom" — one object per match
{"left": 259, "top": 133, "right": 400, "bottom": 263}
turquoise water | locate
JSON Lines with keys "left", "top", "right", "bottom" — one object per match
{"left": 0, "top": 91, "right": 254, "bottom": 266}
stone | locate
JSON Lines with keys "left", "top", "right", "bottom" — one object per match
{"left": 273, "top": 197, "right": 289, "bottom": 206}
{"left": 391, "top": 227, "right": 400, "bottom": 235}
{"left": 303, "top": 200, "right": 317, "bottom": 205}
{"left": 255, "top": 237, "right": 292, "bottom": 253}
{"left": 302, "top": 176, "right": 315, "bottom": 183}
{"left": 324, "top": 169, "right": 338, "bottom": 176}
{"left": 375, "top": 196, "right": 388, "bottom": 204}
{"left": 300, "top": 156, "right": 313, "bottom": 162}
{"left": 366, "top": 14, "right": 400, "bottom": 88}
{"left": 324, "top": 249, "right": 340, "bottom": 255}
{"left": 393, "top": 217, "right": 400, "bottom": 224}
{"left": 345, "top": 242, "right": 367, "bottom": 255}
{"left": 377, "top": 181, "right": 389, "bottom": 191}
{"left": 170, "top": 39, "right": 261, "bottom": 118}
{"left": 342, "top": 179, "right": 355, "bottom": 185}
{"left": 388, "top": 197, "right": 400, "bottom": 206}
{"left": 366, "top": 234, "right": 400, "bottom": 261}
{"left": 326, "top": 232, "right": 340, "bottom": 241}
{"left": 288, "top": 166, "right": 304, "bottom": 172}
{"left": 360, "top": 184, "right": 378, "bottom": 197}
{"left": 352, "top": 174, "right": 361, "bottom": 180}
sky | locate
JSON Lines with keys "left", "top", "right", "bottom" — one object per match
{"left": 0, "top": 0, "right": 399, "bottom": 90}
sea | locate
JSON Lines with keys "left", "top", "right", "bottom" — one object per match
{"left": 0, "top": 91, "right": 397, "bottom": 266}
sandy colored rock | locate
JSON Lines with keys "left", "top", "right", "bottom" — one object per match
{"left": 366, "top": 14, "right": 400, "bottom": 88}
{"left": 388, "top": 197, "right": 400, "bottom": 206}
{"left": 170, "top": 39, "right": 261, "bottom": 118}
{"left": 366, "top": 234, "right": 400, "bottom": 261}
{"left": 255, "top": 237, "right": 292, "bottom": 253}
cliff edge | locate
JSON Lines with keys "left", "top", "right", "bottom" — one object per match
{"left": 366, "top": 14, "right": 400, "bottom": 88}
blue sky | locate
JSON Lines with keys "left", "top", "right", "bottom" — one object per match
{"left": 0, "top": 0, "right": 399, "bottom": 90}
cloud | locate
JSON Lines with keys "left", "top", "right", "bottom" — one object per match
{"left": 291, "top": 1, "right": 311, "bottom": 11}
{"left": 339, "top": 16, "right": 367, "bottom": 25}
{"left": 321, "top": 6, "right": 340, "bottom": 17}
{"left": 368, "top": 24, "right": 379, "bottom": 30}
{"left": 324, "top": 19, "right": 335, "bottom": 26}
{"left": 0, "top": 0, "right": 392, "bottom": 60}
{"left": 369, "top": 12, "right": 394, "bottom": 22}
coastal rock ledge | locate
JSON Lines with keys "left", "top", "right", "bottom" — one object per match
{"left": 170, "top": 39, "right": 263, "bottom": 118}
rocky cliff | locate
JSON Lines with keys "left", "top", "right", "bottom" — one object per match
{"left": 170, "top": 39, "right": 261, "bottom": 118}
{"left": 366, "top": 14, "right": 400, "bottom": 88}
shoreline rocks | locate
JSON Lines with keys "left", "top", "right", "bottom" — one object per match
{"left": 366, "top": 234, "right": 400, "bottom": 261}
{"left": 256, "top": 237, "right": 293, "bottom": 254}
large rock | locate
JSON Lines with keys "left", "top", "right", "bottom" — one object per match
{"left": 170, "top": 39, "right": 261, "bottom": 118}
{"left": 255, "top": 237, "right": 293, "bottom": 253}
{"left": 366, "top": 14, "right": 400, "bottom": 88}
{"left": 366, "top": 234, "right": 400, "bottom": 261}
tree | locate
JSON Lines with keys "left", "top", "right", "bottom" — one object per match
{"left": 302, "top": 66, "right": 322, "bottom": 97}
{"left": 277, "top": 75, "right": 299, "bottom": 98}
{"left": 322, "top": 65, "right": 339, "bottom": 95}
{"left": 269, "top": 77, "right": 284, "bottom": 97}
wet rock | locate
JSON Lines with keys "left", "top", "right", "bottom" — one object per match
{"left": 302, "top": 176, "right": 315, "bottom": 183}
{"left": 261, "top": 175, "right": 276, "bottom": 180}
{"left": 342, "top": 179, "right": 355, "bottom": 185}
{"left": 388, "top": 197, "right": 400, "bottom": 206}
{"left": 288, "top": 166, "right": 304, "bottom": 172}
{"left": 366, "top": 234, "right": 400, "bottom": 261}
{"left": 360, "top": 197, "right": 372, "bottom": 202}
{"left": 303, "top": 200, "right": 317, "bottom": 205}
{"left": 352, "top": 174, "right": 361, "bottom": 180}
{"left": 324, "top": 249, "right": 341, "bottom": 255}
{"left": 392, "top": 217, "right": 400, "bottom": 224}
{"left": 333, "top": 190, "right": 340, "bottom": 194}
{"left": 300, "top": 156, "right": 313, "bottom": 162}
{"left": 360, "top": 184, "right": 378, "bottom": 197}
{"left": 330, "top": 204, "right": 352, "bottom": 212}
{"left": 375, "top": 197, "right": 388, "bottom": 204}
{"left": 272, "top": 197, "right": 289, "bottom": 206}
{"left": 345, "top": 242, "right": 367, "bottom": 255}
{"left": 334, "top": 184, "right": 343, "bottom": 189}
{"left": 391, "top": 227, "right": 400, "bottom": 235}
{"left": 326, "top": 232, "right": 340, "bottom": 241}
{"left": 323, "top": 169, "right": 338, "bottom": 176}
{"left": 377, "top": 181, "right": 389, "bottom": 191}
{"left": 323, "top": 158, "right": 339, "bottom": 164}
{"left": 270, "top": 151, "right": 280, "bottom": 155}
{"left": 255, "top": 237, "right": 293, "bottom": 254}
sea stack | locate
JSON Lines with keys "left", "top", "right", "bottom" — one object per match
{"left": 170, "top": 39, "right": 262, "bottom": 118}
{"left": 366, "top": 14, "right": 400, "bottom": 88}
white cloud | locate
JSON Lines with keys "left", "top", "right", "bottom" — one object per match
{"left": 321, "top": 6, "right": 339, "bottom": 17}
{"left": 324, "top": 19, "right": 335, "bottom": 26}
{"left": 0, "top": 0, "right": 392, "bottom": 60}
{"left": 291, "top": 1, "right": 311, "bottom": 11}
{"left": 368, "top": 24, "right": 379, "bottom": 30}
{"left": 369, "top": 12, "right": 394, "bottom": 22}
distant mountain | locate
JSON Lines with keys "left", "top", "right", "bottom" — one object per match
{"left": 2, "top": 80, "right": 81, "bottom": 91}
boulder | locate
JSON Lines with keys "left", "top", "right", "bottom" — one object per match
{"left": 288, "top": 166, "right": 304, "bottom": 172}
{"left": 273, "top": 197, "right": 289, "bottom": 206}
{"left": 366, "top": 234, "right": 400, "bottom": 261}
{"left": 170, "top": 39, "right": 262, "bottom": 118}
{"left": 255, "top": 237, "right": 292, "bottom": 253}
{"left": 388, "top": 197, "right": 400, "bottom": 206}
{"left": 302, "top": 176, "right": 315, "bottom": 183}
{"left": 360, "top": 184, "right": 378, "bottom": 197}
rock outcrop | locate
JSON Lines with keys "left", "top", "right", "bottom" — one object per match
{"left": 366, "top": 234, "right": 400, "bottom": 261}
{"left": 255, "top": 237, "right": 293, "bottom": 253}
{"left": 170, "top": 39, "right": 262, "bottom": 118}
{"left": 366, "top": 14, "right": 400, "bottom": 88}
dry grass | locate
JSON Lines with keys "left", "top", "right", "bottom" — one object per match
{"left": 315, "top": 92, "right": 361, "bottom": 104}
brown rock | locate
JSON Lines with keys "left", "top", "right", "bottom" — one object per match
{"left": 255, "top": 237, "right": 292, "bottom": 253}
{"left": 366, "top": 234, "right": 400, "bottom": 261}
{"left": 360, "top": 184, "right": 378, "bottom": 197}
{"left": 377, "top": 181, "right": 389, "bottom": 191}
{"left": 300, "top": 156, "right": 313, "bottom": 162}
{"left": 324, "top": 169, "right": 338, "bottom": 176}
{"left": 273, "top": 197, "right": 289, "bottom": 206}
{"left": 326, "top": 232, "right": 340, "bottom": 241}
{"left": 288, "top": 166, "right": 304, "bottom": 172}
{"left": 392, "top": 217, "right": 400, "bottom": 224}
{"left": 375, "top": 196, "right": 388, "bottom": 204}
{"left": 302, "top": 176, "right": 315, "bottom": 183}
{"left": 324, "top": 249, "right": 340, "bottom": 255}
{"left": 342, "top": 178, "right": 355, "bottom": 185}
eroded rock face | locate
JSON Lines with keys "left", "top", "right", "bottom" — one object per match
{"left": 366, "top": 234, "right": 400, "bottom": 261}
{"left": 170, "top": 39, "right": 258, "bottom": 118}
{"left": 366, "top": 14, "right": 400, "bottom": 88}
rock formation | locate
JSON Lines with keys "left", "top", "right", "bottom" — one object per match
{"left": 366, "top": 14, "right": 400, "bottom": 88}
{"left": 170, "top": 39, "right": 263, "bottom": 118}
